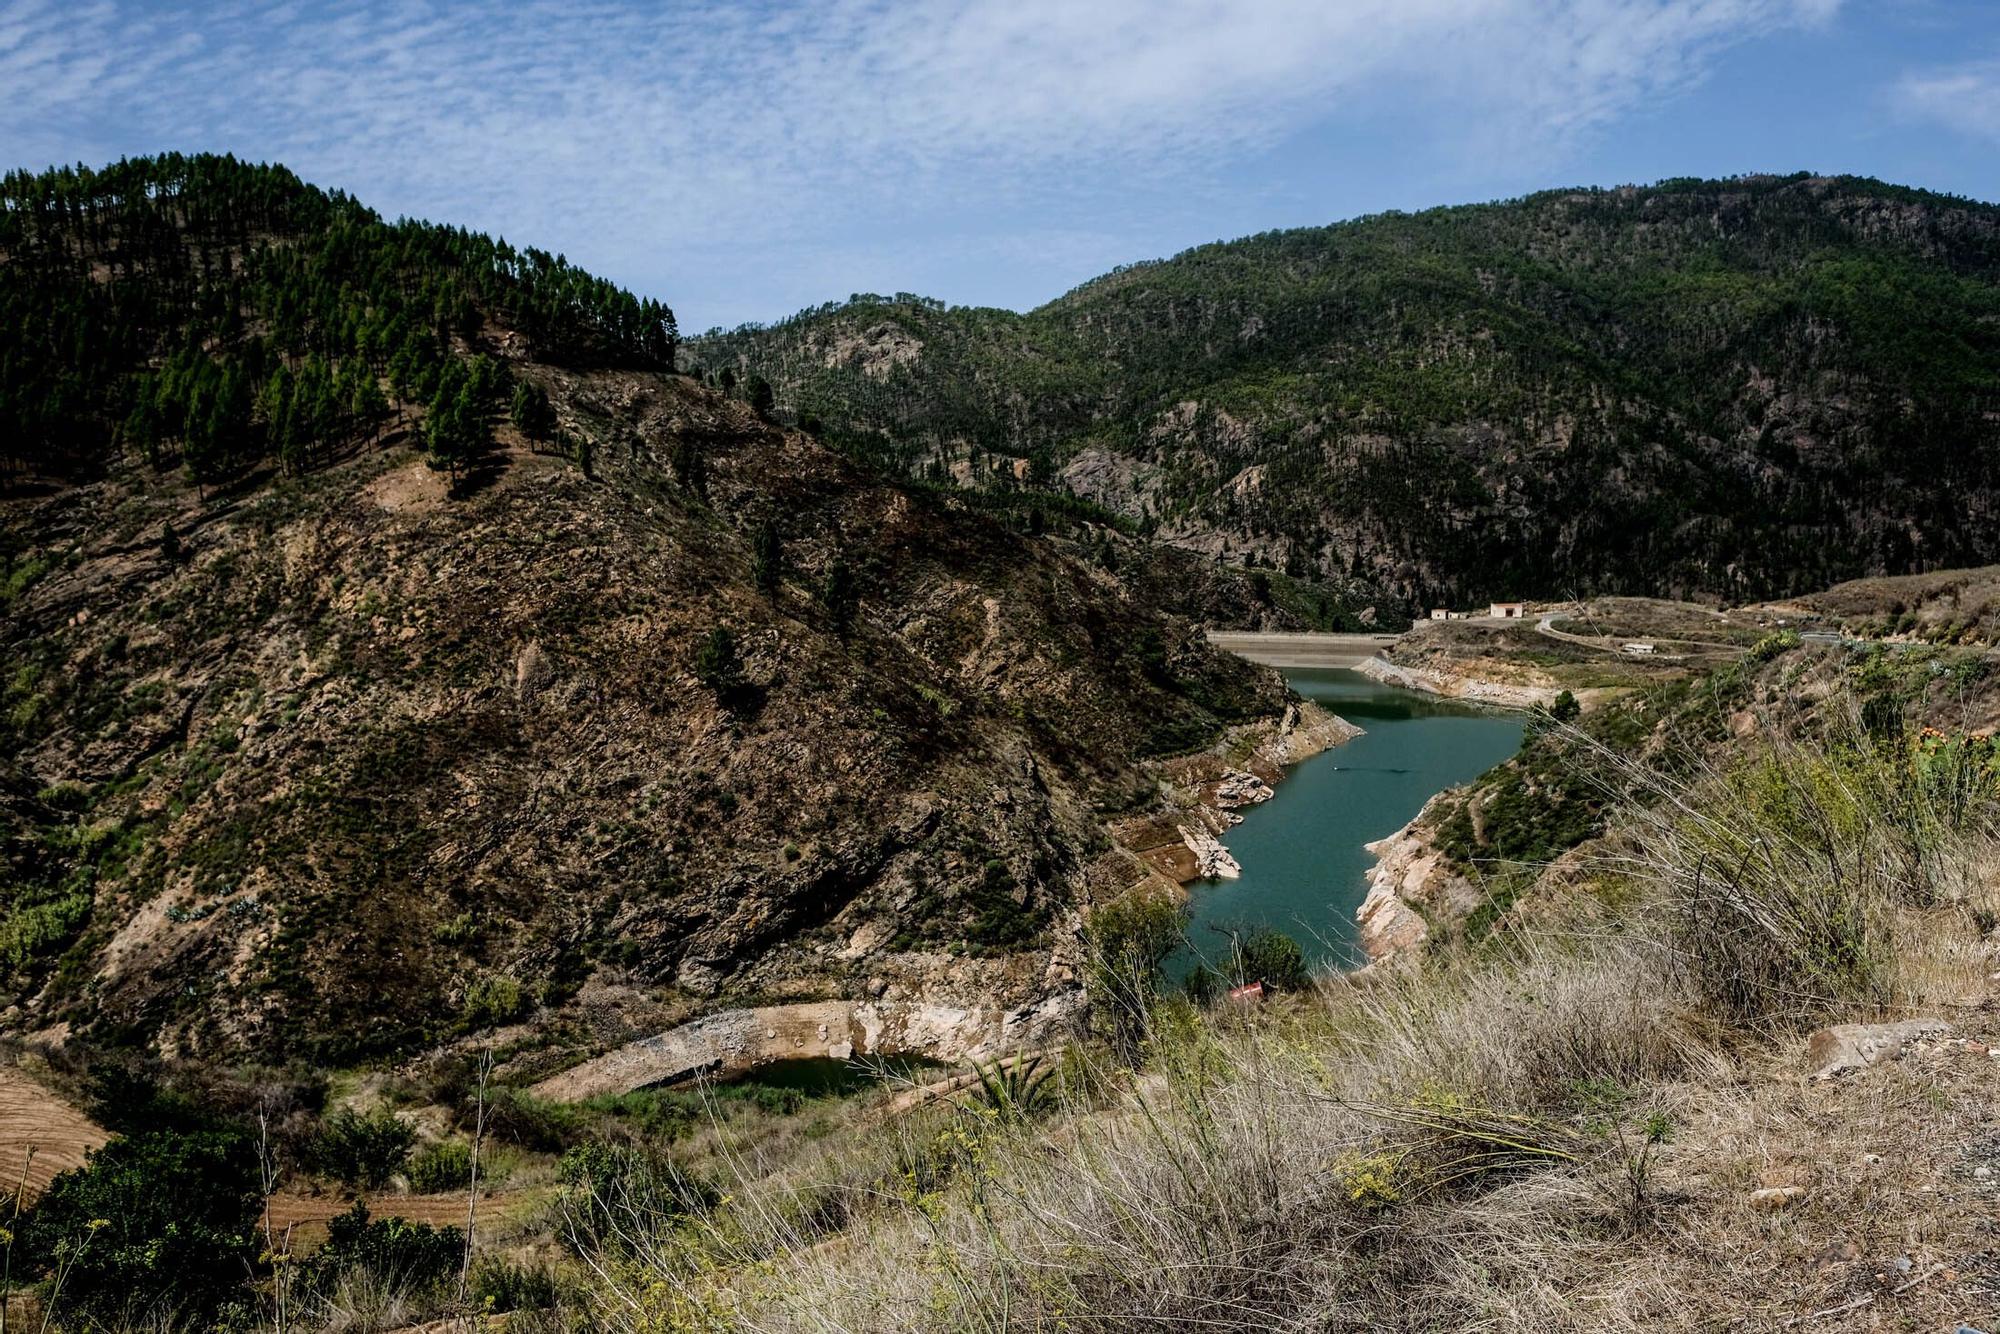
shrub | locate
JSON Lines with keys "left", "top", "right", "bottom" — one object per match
{"left": 584, "top": 1089, "right": 698, "bottom": 1143}
{"left": 460, "top": 973, "right": 531, "bottom": 1030}
{"left": 554, "top": 1142, "right": 719, "bottom": 1254}
{"left": 1748, "top": 629, "right": 1801, "bottom": 662}
{"left": 480, "top": 1086, "right": 584, "bottom": 1153}
{"left": 309, "top": 1107, "right": 417, "bottom": 1188}
{"left": 1231, "top": 927, "right": 1310, "bottom": 991}
{"left": 406, "top": 1137, "right": 474, "bottom": 1192}
{"left": 299, "top": 1202, "right": 463, "bottom": 1299}
{"left": 0, "top": 892, "right": 92, "bottom": 973}
{"left": 1186, "top": 927, "right": 1310, "bottom": 999}
{"left": 471, "top": 1254, "right": 564, "bottom": 1312}
{"left": 1618, "top": 729, "right": 1951, "bottom": 1024}
{"left": 693, "top": 626, "right": 747, "bottom": 705}
{"left": 23, "top": 1123, "right": 261, "bottom": 1323}
{"left": 1084, "top": 891, "right": 1185, "bottom": 1062}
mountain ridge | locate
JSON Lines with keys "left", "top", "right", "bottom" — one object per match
{"left": 695, "top": 171, "right": 2000, "bottom": 611}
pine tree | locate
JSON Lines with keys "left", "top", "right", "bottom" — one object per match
{"left": 821, "top": 557, "right": 858, "bottom": 638}
{"left": 693, "top": 626, "right": 745, "bottom": 701}
{"left": 509, "top": 382, "right": 557, "bottom": 450}
{"left": 751, "top": 522, "right": 783, "bottom": 594}
{"left": 746, "top": 373, "right": 774, "bottom": 418}
{"left": 352, "top": 374, "right": 389, "bottom": 444}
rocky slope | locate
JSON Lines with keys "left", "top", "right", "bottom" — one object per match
{"left": 0, "top": 157, "right": 1298, "bottom": 1066}
{"left": 698, "top": 174, "right": 2000, "bottom": 610}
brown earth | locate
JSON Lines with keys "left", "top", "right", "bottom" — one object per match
{"left": 0, "top": 1067, "right": 109, "bottom": 1200}
{"left": 2, "top": 355, "right": 1294, "bottom": 1072}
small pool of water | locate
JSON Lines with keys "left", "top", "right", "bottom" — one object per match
{"left": 729, "top": 1054, "right": 945, "bottom": 1097}
{"left": 1175, "top": 669, "right": 1526, "bottom": 978}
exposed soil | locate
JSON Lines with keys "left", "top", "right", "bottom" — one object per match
{"left": 0, "top": 1067, "right": 109, "bottom": 1200}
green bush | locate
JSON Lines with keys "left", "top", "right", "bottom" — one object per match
{"left": 480, "top": 1086, "right": 584, "bottom": 1153}
{"left": 0, "top": 892, "right": 93, "bottom": 974}
{"left": 1232, "top": 927, "right": 1310, "bottom": 991}
{"left": 582, "top": 1089, "right": 697, "bottom": 1143}
{"left": 555, "top": 1142, "right": 719, "bottom": 1253}
{"left": 308, "top": 1107, "right": 416, "bottom": 1188}
{"left": 460, "top": 973, "right": 530, "bottom": 1029}
{"left": 1187, "top": 927, "right": 1311, "bottom": 1000}
{"left": 1085, "top": 891, "right": 1185, "bottom": 1061}
{"left": 471, "top": 1254, "right": 564, "bottom": 1312}
{"left": 299, "top": 1202, "right": 463, "bottom": 1298}
{"left": 1749, "top": 629, "right": 1802, "bottom": 662}
{"left": 406, "top": 1137, "right": 474, "bottom": 1192}
{"left": 23, "top": 1123, "right": 260, "bottom": 1323}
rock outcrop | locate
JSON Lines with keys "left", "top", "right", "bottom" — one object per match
{"left": 529, "top": 996, "right": 1071, "bottom": 1101}
{"left": 1178, "top": 827, "right": 1243, "bottom": 880}
{"left": 1357, "top": 796, "right": 1481, "bottom": 962}
{"left": 1807, "top": 1019, "right": 1952, "bottom": 1080}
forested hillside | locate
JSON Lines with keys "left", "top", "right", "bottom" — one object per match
{"left": 697, "top": 173, "right": 2000, "bottom": 609}
{"left": 1, "top": 154, "right": 676, "bottom": 488}
{"left": 0, "top": 155, "right": 1290, "bottom": 1062}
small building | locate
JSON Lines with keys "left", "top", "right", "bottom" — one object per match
{"left": 1226, "top": 981, "right": 1266, "bottom": 1005}
{"left": 1489, "top": 602, "right": 1526, "bottom": 619}
{"left": 1430, "top": 608, "right": 1451, "bottom": 621}
{"left": 1622, "top": 641, "right": 1657, "bottom": 656}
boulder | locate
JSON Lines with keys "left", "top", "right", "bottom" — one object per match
{"left": 1806, "top": 1018, "right": 1951, "bottom": 1080}
{"left": 513, "top": 639, "right": 553, "bottom": 700}
{"left": 1212, "top": 769, "right": 1275, "bottom": 809}
{"left": 1179, "top": 826, "right": 1242, "bottom": 880}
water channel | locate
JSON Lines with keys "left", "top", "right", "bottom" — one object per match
{"left": 1176, "top": 668, "right": 1527, "bottom": 978}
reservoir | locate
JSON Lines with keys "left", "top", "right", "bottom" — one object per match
{"left": 1178, "top": 668, "right": 1526, "bottom": 977}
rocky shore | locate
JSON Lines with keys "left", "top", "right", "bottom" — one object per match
{"left": 1110, "top": 700, "right": 1361, "bottom": 892}
{"left": 1357, "top": 654, "right": 1566, "bottom": 710}
{"left": 1356, "top": 794, "right": 1480, "bottom": 962}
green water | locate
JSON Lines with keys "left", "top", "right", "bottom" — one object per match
{"left": 1178, "top": 669, "right": 1526, "bottom": 976}
{"left": 736, "top": 1054, "right": 944, "bottom": 1097}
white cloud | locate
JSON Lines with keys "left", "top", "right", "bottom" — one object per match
{"left": 0, "top": 0, "right": 1844, "bottom": 323}
{"left": 1891, "top": 59, "right": 2000, "bottom": 141}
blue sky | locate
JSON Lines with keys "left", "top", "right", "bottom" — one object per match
{"left": 4, "top": 0, "right": 1997, "bottom": 331}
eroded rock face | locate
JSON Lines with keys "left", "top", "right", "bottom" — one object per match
{"left": 1358, "top": 654, "right": 1571, "bottom": 710}
{"left": 1356, "top": 796, "right": 1481, "bottom": 962}
{"left": 818, "top": 322, "right": 923, "bottom": 380}
{"left": 529, "top": 996, "right": 1071, "bottom": 1101}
